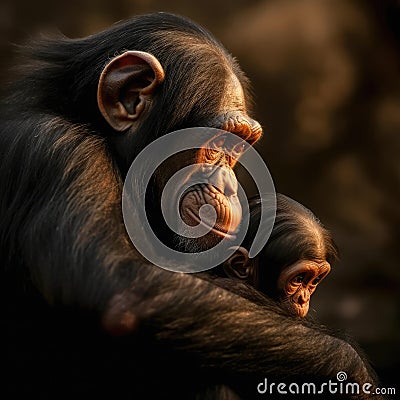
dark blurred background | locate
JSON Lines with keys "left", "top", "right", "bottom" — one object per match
{"left": 1, "top": 0, "right": 399, "bottom": 388}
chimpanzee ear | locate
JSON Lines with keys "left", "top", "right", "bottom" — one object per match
{"left": 97, "top": 51, "right": 165, "bottom": 132}
{"left": 223, "top": 247, "right": 250, "bottom": 281}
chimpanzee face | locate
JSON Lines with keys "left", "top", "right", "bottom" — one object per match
{"left": 277, "top": 260, "right": 331, "bottom": 317}
{"left": 221, "top": 248, "right": 331, "bottom": 318}
{"left": 156, "top": 73, "right": 262, "bottom": 251}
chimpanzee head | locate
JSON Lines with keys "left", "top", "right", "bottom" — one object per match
{"left": 219, "top": 194, "right": 338, "bottom": 317}
{"left": 95, "top": 13, "right": 262, "bottom": 251}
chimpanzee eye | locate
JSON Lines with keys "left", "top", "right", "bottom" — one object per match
{"left": 292, "top": 273, "right": 305, "bottom": 284}
{"left": 233, "top": 142, "right": 246, "bottom": 153}
{"left": 312, "top": 275, "right": 324, "bottom": 285}
{"left": 212, "top": 136, "right": 226, "bottom": 149}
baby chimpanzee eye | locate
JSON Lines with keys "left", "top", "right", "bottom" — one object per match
{"left": 292, "top": 273, "right": 305, "bottom": 284}
{"left": 312, "top": 275, "right": 324, "bottom": 285}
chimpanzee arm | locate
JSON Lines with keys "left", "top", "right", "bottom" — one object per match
{"left": 1, "top": 115, "right": 380, "bottom": 399}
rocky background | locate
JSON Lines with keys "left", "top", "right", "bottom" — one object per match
{"left": 1, "top": 0, "right": 399, "bottom": 388}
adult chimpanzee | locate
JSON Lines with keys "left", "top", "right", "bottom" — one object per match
{"left": 207, "top": 193, "right": 337, "bottom": 318}
{"left": 0, "top": 13, "right": 381, "bottom": 399}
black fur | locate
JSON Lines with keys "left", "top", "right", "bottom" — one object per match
{"left": 0, "top": 13, "right": 381, "bottom": 399}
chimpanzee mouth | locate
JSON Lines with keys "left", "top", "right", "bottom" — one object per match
{"left": 184, "top": 207, "right": 236, "bottom": 240}
{"left": 179, "top": 184, "right": 241, "bottom": 240}
{"left": 287, "top": 302, "right": 309, "bottom": 318}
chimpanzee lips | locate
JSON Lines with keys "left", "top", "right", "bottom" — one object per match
{"left": 294, "top": 303, "right": 309, "bottom": 318}
{"left": 179, "top": 184, "right": 241, "bottom": 239}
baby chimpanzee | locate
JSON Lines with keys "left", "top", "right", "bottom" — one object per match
{"left": 208, "top": 193, "right": 338, "bottom": 317}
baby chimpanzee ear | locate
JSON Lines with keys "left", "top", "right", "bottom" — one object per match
{"left": 222, "top": 246, "right": 250, "bottom": 280}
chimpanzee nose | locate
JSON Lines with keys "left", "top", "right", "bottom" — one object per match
{"left": 298, "top": 291, "right": 310, "bottom": 306}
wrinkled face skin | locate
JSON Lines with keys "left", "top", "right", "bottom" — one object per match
{"left": 277, "top": 260, "right": 331, "bottom": 317}
{"left": 158, "top": 73, "right": 262, "bottom": 251}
